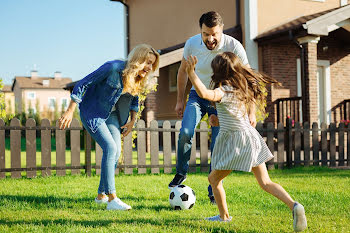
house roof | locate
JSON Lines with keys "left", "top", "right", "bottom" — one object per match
{"left": 12, "top": 76, "right": 72, "bottom": 91}
{"left": 255, "top": 5, "right": 350, "bottom": 42}
{"left": 1, "top": 85, "right": 12, "bottom": 92}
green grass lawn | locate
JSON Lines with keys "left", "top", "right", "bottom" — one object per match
{"left": 0, "top": 167, "right": 349, "bottom": 232}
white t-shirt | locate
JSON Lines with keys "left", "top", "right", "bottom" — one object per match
{"left": 183, "top": 33, "right": 249, "bottom": 89}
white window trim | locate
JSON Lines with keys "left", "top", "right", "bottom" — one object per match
{"left": 48, "top": 97, "right": 56, "bottom": 110}
{"left": 244, "top": 0, "right": 259, "bottom": 70}
{"left": 317, "top": 60, "right": 331, "bottom": 124}
{"left": 61, "top": 98, "right": 69, "bottom": 109}
{"left": 27, "top": 91, "right": 36, "bottom": 100}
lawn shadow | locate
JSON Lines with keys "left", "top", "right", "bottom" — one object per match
{"left": 0, "top": 194, "right": 98, "bottom": 209}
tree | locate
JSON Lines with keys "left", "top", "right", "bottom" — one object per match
{"left": 0, "top": 79, "right": 6, "bottom": 119}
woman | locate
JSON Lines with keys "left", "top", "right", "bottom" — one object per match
{"left": 59, "top": 44, "right": 160, "bottom": 210}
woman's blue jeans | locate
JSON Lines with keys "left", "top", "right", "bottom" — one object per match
{"left": 81, "top": 111, "right": 123, "bottom": 195}
{"left": 176, "top": 90, "right": 219, "bottom": 196}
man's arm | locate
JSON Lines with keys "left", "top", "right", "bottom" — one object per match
{"left": 174, "top": 57, "right": 188, "bottom": 118}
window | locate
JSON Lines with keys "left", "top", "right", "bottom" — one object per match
{"left": 61, "top": 98, "right": 69, "bottom": 111}
{"left": 48, "top": 97, "right": 56, "bottom": 110}
{"left": 27, "top": 92, "right": 36, "bottom": 100}
{"left": 169, "top": 62, "right": 180, "bottom": 92}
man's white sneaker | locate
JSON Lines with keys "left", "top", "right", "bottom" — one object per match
{"left": 106, "top": 197, "right": 132, "bottom": 211}
{"left": 293, "top": 202, "right": 307, "bottom": 232}
{"left": 94, "top": 196, "right": 108, "bottom": 204}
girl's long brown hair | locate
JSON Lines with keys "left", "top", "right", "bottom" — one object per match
{"left": 210, "top": 52, "right": 280, "bottom": 115}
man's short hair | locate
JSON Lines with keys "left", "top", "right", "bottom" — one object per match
{"left": 199, "top": 11, "right": 223, "bottom": 28}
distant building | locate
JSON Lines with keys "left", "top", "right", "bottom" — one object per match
{"left": 11, "top": 71, "right": 72, "bottom": 117}
{"left": 1, "top": 85, "right": 15, "bottom": 114}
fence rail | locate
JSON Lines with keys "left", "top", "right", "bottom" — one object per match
{"left": 0, "top": 118, "right": 349, "bottom": 179}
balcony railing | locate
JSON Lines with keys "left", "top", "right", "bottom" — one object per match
{"left": 275, "top": 97, "right": 302, "bottom": 125}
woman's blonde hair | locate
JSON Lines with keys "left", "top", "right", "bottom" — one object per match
{"left": 211, "top": 52, "right": 280, "bottom": 116}
{"left": 122, "top": 44, "right": 160, "bottom": 96}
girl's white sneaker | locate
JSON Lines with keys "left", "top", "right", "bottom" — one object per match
{"left": 94, "top": 196, "right": 108, "bottom": 204}
{"left": 293, "top": 202, "right": 307, "bottom": 232}
{"left": 205, "top": 215, "right": 232, "bottom": 222}
{"left": 106, "top": 197, "right": 131, "bottom": 211}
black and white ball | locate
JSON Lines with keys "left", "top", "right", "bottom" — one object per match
{"left": 169, "top": 185, "right": 196, "bottom": 210}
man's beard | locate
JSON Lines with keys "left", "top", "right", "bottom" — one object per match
{"left": 205, "top": 39, "right": 219, "bottom": 50}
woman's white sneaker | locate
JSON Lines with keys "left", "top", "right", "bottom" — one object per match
{"left": 94, "top": 196, "right": 108, "bottom": 204}
{"left": 106, "top": 197, "right": 131, "bottom": 211}
{"left": 293, "top": 202, "right": 307, "bottom": 232}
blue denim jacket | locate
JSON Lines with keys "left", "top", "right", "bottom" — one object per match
{"left": 71, "top": 60, "right": 139, "bottom": 133}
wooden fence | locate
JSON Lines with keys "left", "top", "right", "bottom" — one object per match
{"left": 0, "top": 118, "right": 349, "bottom": 179}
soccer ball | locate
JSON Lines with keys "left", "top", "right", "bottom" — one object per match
{"left": 169, "top": 185, "right": 196, "bottom": 210}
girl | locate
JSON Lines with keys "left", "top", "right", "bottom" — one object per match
{"left": 59, "top": 44, "right": 159, "bottom": 211}
{"left": 185, "top": 52, "right": 307, "bottom": 232}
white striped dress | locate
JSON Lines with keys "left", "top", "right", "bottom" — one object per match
{"left": 211, "top": 85, "right": 273, "bottom": 172}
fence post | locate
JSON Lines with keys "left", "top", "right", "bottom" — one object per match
{"left": 347, "top": 124, "right": 350, "bottom": 166}
{"left": 321, "top": 123, "right": 328, "bottom": 166}
{"left": 265, "top": 122, "right": 274, "bottom": 170}
{"left": 286, "top": 118, "right": 292, "bottom": 168}
{"left": 56, "top": 120, "right": 66, "bottom": 176}
{"left": 200, "top": 121, "right": 209, "bottom": 172}
{"left": 329, "top": 123, "right": 336, "bottom": 167}
{"left": 150, "top": 120, "right": 159, "bottom": 174}
{"left": 312, "top": 123, "right": 319, "bottom": 166}
{"left": 0, "top": 119, "right": 5, "bottom": 178}
{"left": 303, "top": 122, "right": 310, "bottom": 166}
{"left": 41, "top": 119, "right": 51, "bottom": 176}
{"left": 294, "top": 122, "right": 301, "bottom": 166}
{"left": 137, "top": 120, "right": 146, "bottom": 174}
{"left": 10, "top": 118, "right": 21, "bottom": 178}
{"left": 84, "top": 129, "right": 92, "bottom": 176}
{"left": 175, "top": 121, "right": 181, "bottom": 167}
{"left": 338, "top": 123, "right": 345, "bottom": 167}
{"left": 277, "top": 122, "right": 284, "bottom": 169}
{"left": 26, "top": 118, "right": 36, "bottom": 178}
{"left": 163, "top": 121, "right": 172, "bottom": 174}
{"left": 123, "top": 128, "right": 133, "bottom": 175}
{"left": 70, "top": 119, "right": 81, "bottom": 175}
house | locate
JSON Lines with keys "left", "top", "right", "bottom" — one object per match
{"left": 114, "top": 0, "right": 350, "bottom": 126}
{"left": 11, "top": 71, "right": 72, "bottom": 118}
{"left": 1, "top": 85, "right": 15, "bottom": 114}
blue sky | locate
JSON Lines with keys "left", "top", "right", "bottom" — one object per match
{"left": 0, "top": 0, "right": 125, "bottom": 85}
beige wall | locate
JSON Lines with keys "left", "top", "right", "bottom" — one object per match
{"left": 127, "top": 0, "right": 237, "bottom": 50}
{"left": 13, "top": 84, "right": 71, "bottom": 114}
{"left": 257, "top": 0, "right": 343, "bottom": 35}
{"left": 13, "top": 84, "right": 22, "bottom": 113}
{"left": 22, "top": 89, "right": 71, "bottom": 113}
{"left": 4, "top": 92, "right": 15, "bottom": 114}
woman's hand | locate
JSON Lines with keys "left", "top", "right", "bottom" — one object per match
{"left": 59, "top": 110, "right": 74, "bottom": 130}
{"left": 121, "top": 121, "right": 134, "bottom": 137}
{"left": 185, "top": 55, "right": 198, "bottom": 75}
{"left": 58, "top": 100, "right": 77, "bottom": 129}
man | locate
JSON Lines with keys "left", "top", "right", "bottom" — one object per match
{"left": 168, "top": 11, "right": 254, "bottom": 204}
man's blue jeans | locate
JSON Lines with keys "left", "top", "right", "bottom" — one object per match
{"left": 176, "top": 90, "right": 219, "bottom": 196}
